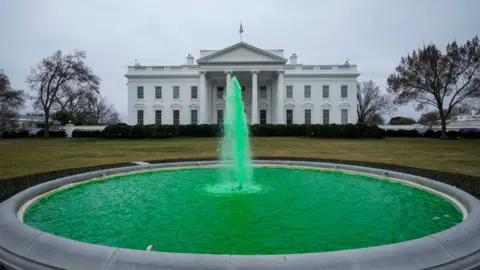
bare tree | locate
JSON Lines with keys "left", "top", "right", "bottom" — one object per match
{"left": 356, "top": 80, "right": 396, "bottom": 124}
{"left": 370, "top": 113, "right": 385, "bottom": 125}
{"left": 0, "top": 72, "right": 26, "bottom": 130}
{"left": 418, "top": 111, "right": 440, "bottom": 129}
{"left": 26, "top": 50, "right": 100, "bottom": 137}
{"left": 387, "top": 36, "right": 480, "bottom": 138}
{"left": 54, "top": 82, "right": 96, "bottom": 116}
{"left": 450, "top": 101, "right": 476, "bottom": 116}
{"left": 83, "top": 95, "right": 120, "bottom": 125}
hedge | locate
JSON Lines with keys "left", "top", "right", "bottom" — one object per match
{"left": 3, "top": 125, "right": 479, "bottom": 140}
{"left": 72, "top": 130, "right": 104, "bottom": 138}
{"left": 0, "top": 130, "right": 29, "bottom": 139}
{"left": 97, "top": 123, "right": 385, "bottom": 139}
{"left": 35, "top": 130, "right": 66, "bottom": 138}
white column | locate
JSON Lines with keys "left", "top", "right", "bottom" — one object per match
{"left": 225, "top": 70, "right": 232, "bottom": 93}
{"left": 251, "top": 70, "right": 259, "bottom": 124}
{"left": 199, "top": 71, "right": 208, "bottom": 124}
{"left": 276, "top": 71, "right": 285, "bottom": 124}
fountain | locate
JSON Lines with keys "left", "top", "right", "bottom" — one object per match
{"left": 0, "top": 76, "right": 480, "bottom": 269}
{"left": 219, "top": 76, "right": 253, "bottom": 190}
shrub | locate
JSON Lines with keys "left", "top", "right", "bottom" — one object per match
{"left": 0, "top": 130, "right": 29, "bottom": 139}
{"left": 340, "top": 124, "right": 357, "bottom": 138}
{"left": 385, "top": 129, "right": 420, "bottom": 137}
{"left": 366, "top": 126, "right": 386, "bottom": 139}
{"left": 104, "top": 124, "right": 131, "bottom": 138}
{"left": 424, "top": 129, "right": 441, "bottom": 138}
{"left": 355, "top": 123, "right": 369, "bottom": 138}
{"left": 35, "top": 130, "right": 66, "bottom": 138}
{"left": 94, "top": 124, "right": 389, "bottom": 139}
{"left": 72, "top": 130, "right": 103, "bottom": 138}
{"left": 329, "top": 124, "right": 342, "bottom": 138}
{"left": 129, "top": 125, "right": 146, "bottom": 139}
{"left": 152, "top": 125, "right": 179, "bottom": 138}
{"left": 447, "top": 130, "right": 459, "bottom": 139}
{"left": 0, "top": 131, "right": 10, "bottom": 138}
{"left": 144, "top": 124, "right": 156, "bottom": 138}
{"left": 458, "top": 131, "right": 480, "bottom": 139}
{"left": 177, "top": 124, "right": 217, "bottom": 137}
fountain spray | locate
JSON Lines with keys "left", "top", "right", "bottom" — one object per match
{"left": 219, "top": 76, "right": 253, "bottom": 189}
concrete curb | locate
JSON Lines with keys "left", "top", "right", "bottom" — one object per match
{"left": 1, "top": 160, "right": 480, "bottom": 270}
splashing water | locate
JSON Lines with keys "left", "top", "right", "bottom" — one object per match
{"left": 218, "top": 76, "right": 254, "bottom": 190}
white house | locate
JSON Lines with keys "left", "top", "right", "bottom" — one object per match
{"left": 125, "top": 42, "right": 360, "bottom": 126}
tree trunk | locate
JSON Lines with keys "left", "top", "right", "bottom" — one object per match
{"left": 440, "top": 117, "right": 448, "bottom": 139}
{"left": 44, "top": 111, "right": 50, "bottom": 138}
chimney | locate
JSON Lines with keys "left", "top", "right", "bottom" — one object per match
{"left": 187, "top": 54, "right": 194, "bottom": 65}
{"left": 290, "top": 53, "right": 298, "bottom": 65}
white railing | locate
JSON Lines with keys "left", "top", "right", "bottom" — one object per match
{"left": 61, "top": 124, "right": 107, "bottom": 138}
{"left": 378, "top": 124, "right": 480, "bottom": 131}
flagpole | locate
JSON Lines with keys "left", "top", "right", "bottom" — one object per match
{"left": 239, "top": 20, "right": 243, "bottom": 42}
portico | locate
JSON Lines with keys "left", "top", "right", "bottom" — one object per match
{"left": 198, "top": 70, "right": 284, "bottom": 125}
{"left": 195, "top": 42, "right": 288, "bottom": 125}
{"left": 126, "top": 41, "right": 360, "bottom": 126}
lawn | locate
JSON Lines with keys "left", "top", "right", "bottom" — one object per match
{"left": 0, "top": 137, "right": 479, "bottom": 180}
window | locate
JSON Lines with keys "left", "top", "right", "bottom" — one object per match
{"left": 173, "top": 86, "right": 180, "bottom": 99}
{"left": 155, "top": 86, "right": 162, "bottom": 99}
{"left": 286, "top": 109, "right": 293, "bottom": 125}
{"left": 173, "top": 110, "right": 180, "bottom": 125}
{"left": 137, "top": 110, "right": 144, "bottom": 125}
{"left": 217, "top": 87, "right": 224, "bottom": 99}
{"left": 155, "top": 110, "right": 162, "bottom": 125}
{"left": 260, "top": 109, "right": 267, "bottom": 124}
{"left": 341, "top": 85, "right": 348, "bottom": 98}
{"left": 286, "top": 86, "right": 293, "bottom": 98}
{"left": 259, "top": 86, "right": 267, "bottom": 99}
{"left": 323, "top": 109, "right": 330, "bottom": 125}
{"left": 191, "top": 86, "right": 198, "bottom": 99}
{"left": 322, "top": 85, "right": 329, "bottom": 98}
{"left": 341, "top": 109, "right": 348, "bottom": 124}
{"left": 304, "top": 109, "right": 311, "bottom": 125}
{"left": 217, "top": 110, "right": 224, "bottom": 125}
{"left": 191, "top": 110, "right": 198, "bottom": 125}
{"left": 137, "top": 86, "right": 144, "bottom": 99}
{"left": 304, "top": 85, "right": 311, "bottom": 99}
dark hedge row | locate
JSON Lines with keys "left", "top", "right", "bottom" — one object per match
{"left": 74, "top": 123, "right": 386, "bottom": 139}
{"left": 34, "top": 130, "right": 66, "bottom": 138}
{"left": 72, "top": 129, "right": 103, "bottom": 138}
{"left": 385, "top": 129, "right": 480, "bottom": 139}
{"left": 0, "top": 130, "right": 29, "bottom": 138}
{"left": 1, "top": 129, "right": 66, "bottom": 138}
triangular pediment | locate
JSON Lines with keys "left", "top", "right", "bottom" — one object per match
{"left": 197, "top": 42, "right": 287, "bottom": 64}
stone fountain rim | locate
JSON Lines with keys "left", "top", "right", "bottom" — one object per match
{"left": 1, "top": 160, "right": 480, "bottom": 270}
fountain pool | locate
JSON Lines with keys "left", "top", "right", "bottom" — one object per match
{"left": 23, "top": 165, "right": 463, "bottom": 255}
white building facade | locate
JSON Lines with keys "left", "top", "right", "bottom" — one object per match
{"left": 125, "top": 42, "right": 360, "bottom": 126}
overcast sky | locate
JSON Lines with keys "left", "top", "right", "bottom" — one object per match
{"left": 1, "top": 0, "right": 479, "bottom": 121}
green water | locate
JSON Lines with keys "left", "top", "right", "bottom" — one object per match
{"left": 219, "top": 76, "right": 252, "bottom": 188}
{"left": 24, "top": 167, "right": 462, "bottom": 255}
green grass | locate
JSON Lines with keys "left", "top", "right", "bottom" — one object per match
{"left": 0, "top": 137, "right": 479, "bottom": 180}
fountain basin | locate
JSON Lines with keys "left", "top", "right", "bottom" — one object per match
{"left": 1, "top": 160, "right": 480, "bottom": 269}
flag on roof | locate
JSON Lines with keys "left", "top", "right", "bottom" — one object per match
{"left": 239, "top": 22, "right": 244, "bottom": 34}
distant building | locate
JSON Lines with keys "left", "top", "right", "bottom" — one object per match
{"left": 125, "top": 42, "right": 360, "bottom": 126}
{"left": 450, "top": 113, "right": 480, "bottom": 126}
{"left": 7, "top": 115, "right": 61, "bottom": 131}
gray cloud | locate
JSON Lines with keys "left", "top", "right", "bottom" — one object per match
{"left": 1, "top": 0, "right": 478, "bottom": 121}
